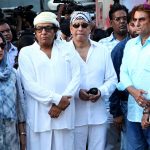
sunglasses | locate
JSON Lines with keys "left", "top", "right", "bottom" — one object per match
{"left": 0, "top": 42, "right": 6, "bottom": 49}
{"left": 35, "top": 26, "right": 56, "bottom": 33}
{"left": 72, "top": 23, "right": 89, "bottom": 28}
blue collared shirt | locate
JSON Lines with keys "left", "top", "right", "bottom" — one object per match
{"left": 7, "top": 43, "right": 18, "bottom": 67}
{"left": 118, "top": 36, "right": 150, "bottom": 122}
{"left": 109, "top": 36, "right": 130, "bottom": 118}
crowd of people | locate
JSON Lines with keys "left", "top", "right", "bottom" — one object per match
{"left": 0, "top": 0, "right": 150, "bottom": 150}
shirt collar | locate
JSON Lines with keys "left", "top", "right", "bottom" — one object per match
{"left": 135, "top": 35, "right": 150, "bottom": 45}
{"left": 107, "top": 32, "right": 117, "bottom": 42}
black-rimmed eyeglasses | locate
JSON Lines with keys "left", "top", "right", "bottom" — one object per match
{"left": 34, "top": 26, "right": 56, "bottom": 33}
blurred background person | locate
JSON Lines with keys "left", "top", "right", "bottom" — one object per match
{"left": 0, "top": 19, "right": 18, "bottom": 67}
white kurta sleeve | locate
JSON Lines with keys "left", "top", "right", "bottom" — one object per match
{"left": 98, "top": 50, "right": 118, "bottom": 98}
{"left": 62, "top": 51, "right": 80, "bottom": 96}
{"left": 18, "top": 48, "right": 62, "bottom": 105}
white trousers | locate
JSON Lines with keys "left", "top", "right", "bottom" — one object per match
{"left": 27, "top": 125, "right": 74, "bottom": 150}
{"left": 74, "top": 124, "right": 107, "bottom": 150}
{"left": 52, "top": 129, "right": 74, "bottom": 150}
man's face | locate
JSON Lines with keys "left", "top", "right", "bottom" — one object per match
{"left": 128, "top": 21, "right": 138, "bottom": 38}
{"left": 111, "top": 10, "right": 128, "bottom": 35}
{"left": 70, "top": 20, "right": 91, "bottom": 42}
{"left": 34, "top": 23, "right": 56, "bottom": 48}
{"left": 0, "top": 23, "right": 12, "bottom": 42}
{"left": 133, "top": 11, "right": 150, "bottom": 37}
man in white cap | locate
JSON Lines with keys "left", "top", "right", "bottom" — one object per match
{"left": 18, "top": 11, "right": 80, "bottom": 150}
{"left": 69, "top": 11, "right": 117, "bottom": 150}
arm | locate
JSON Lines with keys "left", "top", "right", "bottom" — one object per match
{"left": 98, "top": 49, "right": 118, "bottom": 99}
{"left": 49, "top": 49, "right": 80, "bottom": 118}
{"left": 15, "top": 70, "right": 26, "bottom": 150}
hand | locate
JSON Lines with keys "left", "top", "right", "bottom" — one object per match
{"left": 20, "top": 134, "right": 26, "bottom": 150}
{"left": 79, "top": 89, "right": 90, "bottom": 101}
{"left": 48, "top": 104, "right": 62, "bottom": 118}
{"left": 18, "top": 122, "right": 26, "bottom": 150}
{"left": 89, "top": 90, "right": 101, "bottom": 103}
{"left": 141, "top": 113, "right": 150, "bottom": 129}
{"left": 127, "top": 87, "right": 149, "bottom": 108}
{"left": 57, "top": 96, "right": 71, "bottom": 110}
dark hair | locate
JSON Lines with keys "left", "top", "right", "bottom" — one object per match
{"left": 0, "top": 32, "right": 6, "bottom": 45}
{"left": 127, "top": 11, "right": 133, "bottom": 23}
{"left": 0, "top": 19, "right": 9, "bottom": 26}
{"left": 109, "top": 4, "right": 128, "bottom": 20}
{"left": 91, "top": 29, "right": 108, "bottom": 42}
{"left": 60, "top": 21, "right": 70, "bottom": 37}
{"left": 130, "top": 4, "right": 150, "bottom": 19}
{"left": 17, "top": 30, "right": 35, "bottom": 50}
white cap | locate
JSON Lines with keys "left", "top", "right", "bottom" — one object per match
{"left": 33, "top": 11, "right": 59, "bottom": 27}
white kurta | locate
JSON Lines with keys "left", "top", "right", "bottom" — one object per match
{"left": 18, "top": 40, "right": 80, "bottom": 132}
{"left": 69, "top": 40, "right": 117, "bottom": 126}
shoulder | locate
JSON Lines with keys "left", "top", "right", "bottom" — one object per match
{"left": 91, "top": 40, "right": 110, "bottom": 54}
{"left": 125, "top": 36, "right": 138, "bottom": 47}
{"left": 19, "top": 42, "right": 38, "bottom": 56}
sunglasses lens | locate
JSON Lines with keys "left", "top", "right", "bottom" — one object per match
{"left": 0, "top": 43, "right": 5, "bottom": 49}
{"left": 72, "top": 23, "right": 89, "bottom": 28}
{"left": 72, "top": 24, "right": 80, "bottom": 28}
{"left": 35, "top": 26, "right": 55, "bottom": 32}
{"left": 81, "top": 23, "right": 88, "bottom": 28}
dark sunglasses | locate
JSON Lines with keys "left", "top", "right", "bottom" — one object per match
{"left": 35, "top": 26, "right": 56, "bottom": 33}
{"left": 72, "top": 23, "right": 89, "bottom": 29}
{"left": 0, "top": 42, "right": 6, "bottom": 49}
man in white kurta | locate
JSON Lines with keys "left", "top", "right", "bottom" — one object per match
{"left": 69, "top": 11, "right": 117, "bottom": 150}
{"left": 18, "top": 12, "right": 80, "bottom": 150}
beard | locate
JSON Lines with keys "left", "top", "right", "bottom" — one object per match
{"left": 118, "top": 29, "right": 127, "bottom": 36}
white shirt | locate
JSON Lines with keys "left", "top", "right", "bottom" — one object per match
{"left": 69, "top": 40, "right": 117, "bottom": 126}
{"left": 18, "top": 40, "right": 80, "bottom": 132}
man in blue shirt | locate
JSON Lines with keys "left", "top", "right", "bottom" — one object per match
{"left": 118, "top": 4, "right": 150, "bottom": 150}
{"left": 0, "top": 19, "right": 18, "bottom": 67}
{"left": 110, "top": 12, "right": 138, "bottom": 150}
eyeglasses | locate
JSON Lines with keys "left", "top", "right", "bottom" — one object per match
{"left": 34, "top": 26, "right": 56, "bottom": 33}
{"left": 72, "top": 23, "right": 89, "bottom": 28}
{"left": 112, "top": 16, "right": 127, "bottom": 22}
{"left": 0, "top": 42, "right": 6, "bottom": 49}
